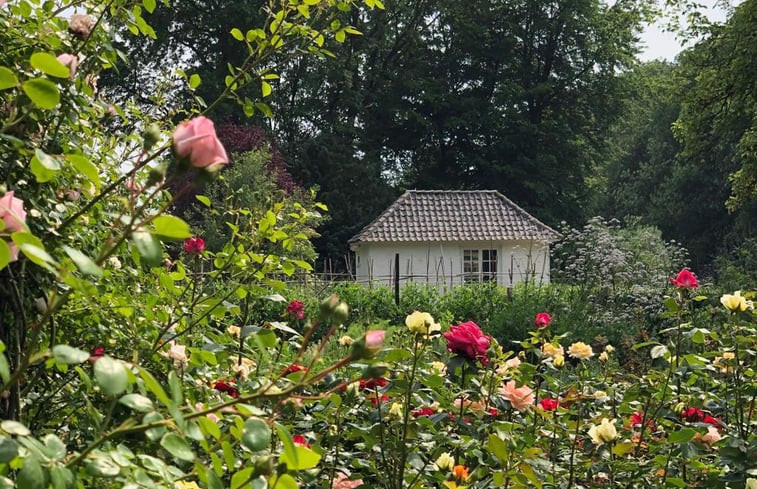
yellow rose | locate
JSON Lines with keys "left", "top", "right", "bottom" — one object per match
{"left": 435, "top": 452, "right": 455, "bottom": 471}
{"left": 553, "top": 354, "right": 565, "bottom": 368}
{"left": 388, "top": 402, "right": 403, "bottom": 418}
{"left": 588, "top": 418, "right": 618, "bottom": 445}
{"left": 431, "top": 361, "right": 447, "bottom": 374}
{"left": 568, "top": 342, "right": 594, "bottom": 360}
{"left": 604, "top": 344, "right": 615, "bottom": 353}
{"left": 541, "top": 342, "right": 565, "bottom": 358}
{"left": 227, "top": 325, "right": 241, "bottom": 337}
{"left": 720, "top": 291, "right": 753, "bottom": 312}
{"left": 599, "top": 351, "right": 609, "bottom": 362}
{"left": 405, "top": 311, "right": 441, "bottom": 337}
{"left": 339, "top": 335, "right": 354, "bottom": 346}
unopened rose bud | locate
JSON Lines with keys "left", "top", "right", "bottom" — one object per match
{"left": 319, "top": 294, "right": 340, "bottom": 320}
{"left": 253, "top": 456, "right": 274, "bottom": 477}
{"left": 333, "top": 302, "right": 349, "bottom": 324}
{"left": 143, "top": 124, "right": 161, "bottom": 150}
{"left": 553, "top": 354, "right": 565, "bottom": 368}
{"left": 350, "top": 330, "right": 385, "bottom": 360}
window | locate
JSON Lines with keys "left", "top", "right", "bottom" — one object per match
{"left": 463, "top": 249, "right": 497, "bottom": 283}
{"left": 482, "top": 249, "right": 497, "bottom": 282}
{"left": 463, "top": 249, "right": 479, "bottom": 283}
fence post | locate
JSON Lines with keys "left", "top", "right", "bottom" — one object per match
{"left": 394, "top": 253, "right": 400, "bottom": 306}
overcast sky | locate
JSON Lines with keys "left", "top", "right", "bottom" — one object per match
{"left": 638, "top": 0, "right": 732, "bottom": 61}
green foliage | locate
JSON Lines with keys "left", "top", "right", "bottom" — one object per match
{"left": 184, "top": 148, "right": 325, "bottom": 261}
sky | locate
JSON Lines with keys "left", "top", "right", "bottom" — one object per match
{"left": 638, "top": 0, "right": 732, "bottom": 61}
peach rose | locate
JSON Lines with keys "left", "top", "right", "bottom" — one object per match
{"left": 172, "top": 116, "right": 229, "bottom": 171}
{"left": 500, "top": 380, "right": 534, "bottom": 411}
{"left": 56, "top": 53, "right": 79, "bottom": 79}
{"left": 68, "top": 13, "right": 95, "bottom": 39}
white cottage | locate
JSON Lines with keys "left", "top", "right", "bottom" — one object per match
{"left": 348, "top": 190, "right": 561, "bottom": 287}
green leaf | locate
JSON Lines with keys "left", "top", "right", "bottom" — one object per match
{"left": 0, "top": 438, "right": 18, "bottom": 463}
{"left": 49, "top": 466, "right": 74, "bottom": 489}
{"left": 152, "top": 215, "right": 191, "bottom": 241}
{"left": 143, "top": 412, "right": 166, "bottom": 441}
{"left": 85, "top": 455, "right": 120, "bottom": 477}
{"left": 241, "top": 418, "right": 271, "bottom": 452}
{"left": 650, "top": 345, "right": 669, "bottom": 359}
{"left": 16, "top": 456, "right": 45, "bottom": 489}
{"left": 160, "top": 433, "right": 194, "bottom": 462}
{"left": 0, "top": 420, "right": 30, "bottom": 436}
{"left": 668, "top": 428, "right": 696, "bottom": 444}
{"left": 612, "top": 441, "right": 636, "bottom": 456}
{"left": 261, "top": 81, "right": 272, "bottom": 97}
{"left": 196, "top": 195, "right": 211, "bottom": 207}
{"left": 93, "top": 356, "right": 128, "bottom": 397}
{"left": 230, "top": 28, "right": 244, "bottom": 41}
{"left": 41, "top": 434, "right": 66, "bottom": 460}
{"left": 63, "top": 246, "right": 103, "bottom": 277}
{"left": 269, "top": 474, "right": 298, "bottom": 489}
{"left": 230, "top": 468, "right": 253, "bottom": 489}
{"left": 198, "top": 416, "right": 221, "bottom": 440}
{"left": 488, "top": 434, "right": 508, "bottom": 463}
{"left": 143, "top": 0, "right": 156, "bottom": 13}
{"left": 119, "top": 394, "right": 154, "bottom": 412}
{"left": 138, "top": 367, "right": 171, "bottom": 406}
{"left": 22, "top": 78, "right": 61, "bottom": 110}
{"left": 30, "top": 53, "right": 70, "bottom": 78}
{"left": 30, "top": 148, "right": 61, "bottom": 183}
{"left": 67, "top": 154, "right": 101, "bottom": 191}
{"left": 189, "top": 73, "right": 201, "bottom": 89}
{"left": 275, "top": 424, "right": 297, "bottom": 469}
{"left": 131, "top": 230, "right": 163, "bottom": 266}
{"left": 279, "top": 445, "right": 320, "bottom": 470}
{"left": 0, "top": 241, "right": 11, "bottom": 271}
{"left": 0, "top": 67, "right": 18, "bottom": 90}
{"left": 12, "top": 232, "right": 56, "bottom": 266}
{"left": 52, "top": 345, "right": 90, "bottom": 364}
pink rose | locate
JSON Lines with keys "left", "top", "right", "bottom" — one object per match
{"left": 499, "top": 380, "right": 534, "bottom": 411}
{"left": 701, "top": 426, "right": 722, "bottom": 445}
{"left": 0, "top": 191, "right": 27, "bottom": 233}
{"left": 172, "top": 116, "right": 229, "bottom": 171}
{"left": 183, "top": 237, "right": 205, "bottom": 255}
{"left": 365, "top": 330, "right": 385, "bottom": 349}
{"left": 669, "top": 269, "right": 698, "bottom": 289}
{"left": 331, "top": 473, "right": 363, "bottom": 489}
{"left": 56, "top": 53, "right": 79, "bottom": 79}
{"left": 535, "top": 312, "right": 551, "bottom": 328}
{"left": 443, "top": 321, "right": 491, "bottom": 365}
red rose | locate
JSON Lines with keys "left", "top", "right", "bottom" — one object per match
{"left": 411, "top": 407, "right": 435, "bottom": 418}
{"left": 539, "top": 398, "right": 559, "bottom": 411}
{"left": 681, "top": 407, "right": 705, "bottom": 422}
{"left": 359, "top": 378, "right": 388, "bottom": 390}
{"left": 630, "top": 412, "right": 655, "bottom": 431}
{"left": 443, "top": 321, "right": 491, "bottom": 365}
{"left": 534, "top": 312, "right": 552, "bottom": 328}
{"left": 214, "top": 380, "right": 238, "bottom": 398}
{"left": 293, "top": 435, "right": 311, "bottom": 448}
{"left": 488, "top": 408, "right": 499, "bottom": 417}
{"left": 282, "top": 364, "right": 307, "bottom": 376}
{"left": 703, "top": 415, "right": 723, "bottom": 429}
{"left": 183, "top": 237, "right": 205, "bottom": 255}
{"left": 370, "top": 394, "right": 389, "bottom": 406}
{"left": 669, "top": 269, "right": 699, "bottom": 289}
{"left": 286, "top": 300, "right": 305, "bottom": 320}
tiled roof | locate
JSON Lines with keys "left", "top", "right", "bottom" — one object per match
{"left": 349, "top": 190, "right": 561, "bottom": 244}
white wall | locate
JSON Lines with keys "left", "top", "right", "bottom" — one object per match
{"left": 351, "top": 240, "right": 551, "bottom": 288}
